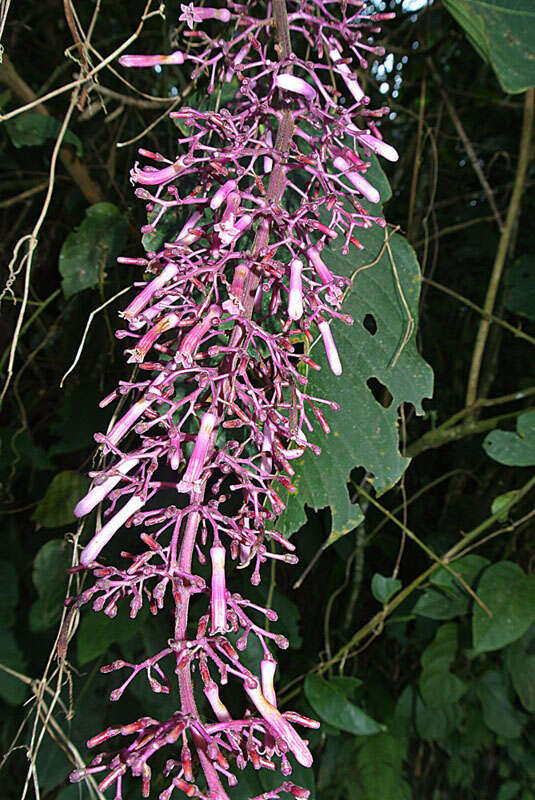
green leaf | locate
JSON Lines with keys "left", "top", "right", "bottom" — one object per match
{"left": 6, "top": 111, "right": 83, "bottom": 155}
{"left": 142, "top": 205, "right": 184, "bottom": 253}
{"left": 430, "top": 554, "right": 490, "bottom": 592}
{"left": 77, "top": 604, "right": 149, "bottom": 665}
{"left": 329, "top": 676, "right": 363, "bottom": 701}
{"left": 492, "top": 490, "right": 521, "bottom": 521}
{"left": 413, "top": 588, "right": 468, "bottom": 620}
{"left": 498, "top": 782, "right": 522, "bottom": 800}
{"left": 0, "top": 627, "right": 27, "bottom": 705}
{"left": 355, "top": 734, "right": 411, "bottom": 800}
{"left": 0, "top": 561, "right": 18, "bottom": 628}
{"left": 32, "top": 471, "right": 89, "bottom": 528}
{"left": 476, "top": 670, "right": 526, "bottom": 738}
{"left": 280, "top": 225, "right": 433, "bottom": 541}
{"left": 504, "top": 627, "right": 535, "bottom": 712}
{"left": 483, "top": 410, "right": 535, "bottom": 466}
{"left": 371, "top": 573, "right": 401, "bottom": 604}
{"left": 415, "top": 693, "right": 458, "bottom": 741}
{"left": 505, "top": 256, "right": 535, "bottom": 320}
{"left": 29, "top": 539, "right": 70, "bottom": 632}
{"left": 304, "top": 674, "right": 383, "bottom": 735}
{"left": 419, "top": 623, "right": 466, "bottom": 707}
{"left": 473, "top": 561, "right": 535, "bottom": 653}
{"left": 59, "top": 203, "right": 128, "bottom": 297}
{"left": 443, "top": 0, "right": 535, "bottom": 94}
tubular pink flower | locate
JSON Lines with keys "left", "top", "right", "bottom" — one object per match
{"left": 204, "top": 683, "right": 232, "bottom": 723}
{"left": 74, "top": 458, "right": 139, "bottom": 518}
{"left": 288, "top": 258, "right": 304, "bottom": 321}
{"left": 348, "top": 126, "right": 399, "bottom": 162}
{"left": 333, "top": 155, "right": 380, "bottom": 204}
{"left": 261, "top": 657, "right": 277, "bottom": 707}
{"left": 122, "top": 263, "right": 178, "bottom": 321}
{"left": 210, "top": 544, "right": 227, "bottom": 634}
{"left": 274, "top": 74, "right": 317, "bottom": 101}
{"left": 131, "top": 158, "right": 185, "bottom": 186}
{"left": 106, "top": 373, "right": 165, "bottom": 448}
{"left": 244, "top": 684, "right": 313, "bottom": 768}
{"left": 118, "top": 52, "right": 185, "bottom": 68}
{"left": 318, "top": 320, "right": 342, "bottom": 376}
{"left": 328, "top": 45, "right": 365, "bottom": 103}
{"left": 80, "top": 494, "right": 146, "bottom": 566}
{"left": 264, "top": 128, "right": 274, "bottom": 173}
{"left": 175, "top": 210, "right": 203, "bottom": 247}
{"left": 210, "top": 180, "right": 238, "bottom": 210}
{"left": 306, "top": 246, "right": 342, "bottom": 301}
{"left": 178, "top": 304, "right": 221, "bottom": 362}
{"left": 179, "top": 411, "right": 216, "bottom": 487}
{"left": 127, "top": 313, "right": 180, "bottom": 363}
{"left": 179, "top": 4, "right": 231, "bottom": 28}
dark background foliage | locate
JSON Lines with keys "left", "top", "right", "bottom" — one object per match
{"left": 1, "top": 1, "right": 535, "bottom": 799}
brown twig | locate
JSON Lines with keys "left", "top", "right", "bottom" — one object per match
{"left": 0, "top": 55, "right": 102, "bottom": 204}
{"left": 465, "top": 88, "right": 534, "bottom": 410}
{"left": 427, "top": 57, "right": 504, "bottom": 232}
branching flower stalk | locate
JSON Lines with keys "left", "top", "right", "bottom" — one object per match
{"left": 68, "top": 2, "right": 397, "bottom": 798}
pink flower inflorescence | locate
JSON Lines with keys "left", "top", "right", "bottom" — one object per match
{"left": 69, "top": 2, "right": 397, "bottom": 799}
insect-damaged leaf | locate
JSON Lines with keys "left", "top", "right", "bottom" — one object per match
{"left": 279, "top": 207, "right": 433, "bottom": 542}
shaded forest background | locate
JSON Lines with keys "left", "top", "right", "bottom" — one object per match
{"left": 1, "top": 1, "right": 535, "bottom": 798}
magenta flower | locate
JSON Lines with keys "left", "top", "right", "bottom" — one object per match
{"left": 69, "top": 2, "right": 396, "bottom": 798}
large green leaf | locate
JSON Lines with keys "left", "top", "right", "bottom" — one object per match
{"left": 476, "top": 670, "right": 526, "bottom": 738}
{"left": 504, "top": 627, "right": 535, "bottom": 712}
{"left": 354, "top": 734, "right": 411, "bottom": 800}
{"left": 304, "top": 674, "right": 383, "bottom": 735}
{"left": 419, "top": 623, "right": 466, "bottom": 707}
{"left": 473, "top": 561, "right": 535, "bottom": 653}
{"left": 32, "top": 470, "right": 89, "bottom": 528}
{"left": 280, "top": 221, "right": 433, "bottom": 540}
{"left": 59, "top": 202, "right": 128, "bottom": 297}
{"left": 0, "top": 627, "right": 27, "bottom": 705}
{"left": 29, "top": 539, "right": 70, "bottom": 632}
{"left": 77, "top": 604, "right": 149, "bottom": 665}
{"left": 483, "top": 410, "right": 535, "bottom": 466}
{"left": 444, "top": 0, "right": 535, "bottom": 94}
{"left": 6, "top": 111, "right": 83, "bottom": 155}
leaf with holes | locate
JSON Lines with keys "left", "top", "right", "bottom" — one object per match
{"left": 279, "top": 207, "right": 433, "bottom": 541}
{"left": 444, "top": 0, "right": 535, "bottom": 94}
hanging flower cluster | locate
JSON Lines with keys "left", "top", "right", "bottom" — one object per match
{"left": 68, "top": 2, "right": 397, "bottom": 798}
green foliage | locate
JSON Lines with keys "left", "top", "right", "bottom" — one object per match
{"left": 504, "top": 256, "right": 535, "bottom": 320}
{"left": 353, "top": 734, "right": 411, "bottom": 800}
{"left": 476, "top": 670, "right": 527, "bottom": 738}
{"left": 77, "top": 604, "right": 149, "bottom": 665}
{"left": 371, "top": 572, "right": 402, "bottom": 603}
{"left": 304, "top": 674, "right": 383, "bottom": 735}
{"left": 483, "top": 410, "right": 535, "bottom": 466}
{"left": 280, "top": 224, "right": 433, "bottom": 542}
{"left": 58, "top": 202, "right": 128, "bottom": 297}
{"left": 29, "top": 539, "right": 70, "bottom": 632}
{"left": 5, "top": 111, "right": 83, "bottom": 155}
{"left": 505, "top": 628, "right": 535, "bottom": 712}
{"left": 419, "top": 623, "right": 465, "bottom": 707}
{"left": 32, "top": 470, "right": 89, "bottom": 528}
{"left": 2, "top": 0, "right": 535, "bottom": 798}
{"left": 444, "top": 0, "right": 535, "bottom": 93}
{"left": 473, "top": 561, "right": 535, "bottom": 653}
